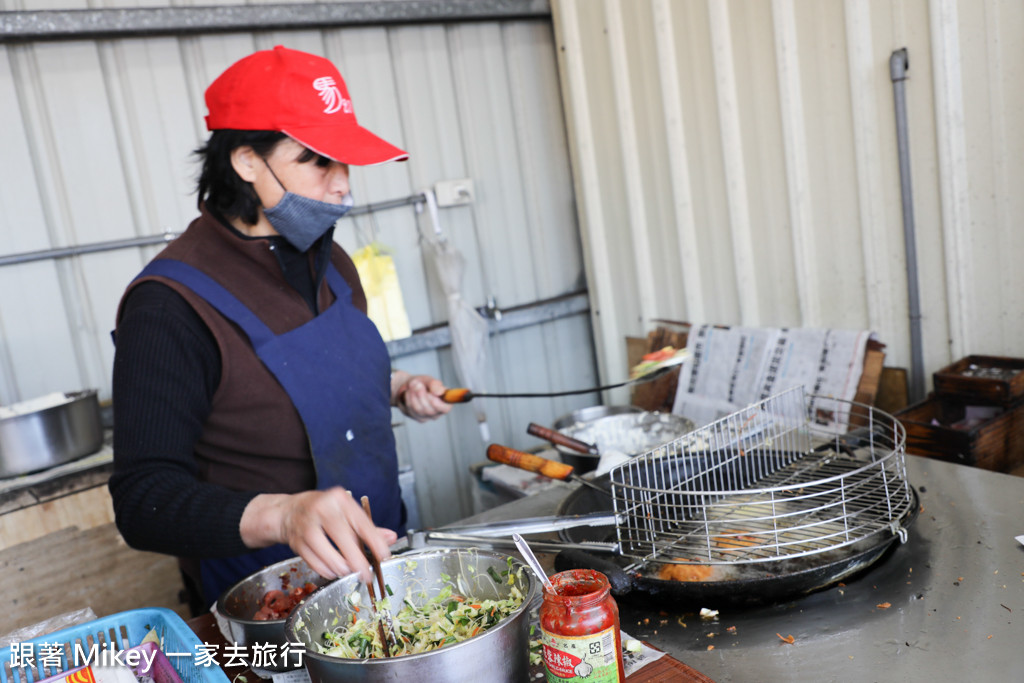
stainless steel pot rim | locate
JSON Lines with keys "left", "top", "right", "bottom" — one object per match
{"left": 218, "top": 555, "right": 324, "bottom": 625}
{"left": 0, "top": 389, "right": 98, "bottom": 422}
{"left": 551, "top": 404, "right": 643, "bottom": 431}
{"left": 287, "top": 547, "right": 538, "bottom": 666}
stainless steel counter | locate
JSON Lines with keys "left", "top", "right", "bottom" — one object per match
{"left": 455, "top": 455, "right": 1024, "bottom": 682}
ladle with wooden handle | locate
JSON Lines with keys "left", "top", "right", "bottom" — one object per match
{"left": 486, "top": 443, "right": 609, "bottom": 495}
{"left": 527, "top": 422, "right": 599, "bottom": 456}
{"left": 443, "top": 349, "right": 688, "bottom": 403}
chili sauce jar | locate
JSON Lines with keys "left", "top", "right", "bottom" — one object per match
{"left": 539, "top": 568, "right": 625, "bottom": 683}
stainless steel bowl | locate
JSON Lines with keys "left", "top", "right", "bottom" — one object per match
{"left": 218, "top": 556, "right": 330, "bottom": 671}
{"left": 286, "top": 548, "right": 538, "bottom": 682}
{"left": 553, "top": 406, "right": 695, "bottom": 473}
{"left": 0, "top": 390, "right": 103, "bottom": 478}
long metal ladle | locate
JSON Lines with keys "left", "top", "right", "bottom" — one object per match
{"left": 513, "top": 533, "right": 555, "bottom": 594}
{"left": 442, "top": 352, "right": 688, "bottom": 403}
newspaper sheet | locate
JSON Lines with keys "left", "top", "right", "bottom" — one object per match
{"left": 672, "top": 325, "right": 874, "bottom": 428}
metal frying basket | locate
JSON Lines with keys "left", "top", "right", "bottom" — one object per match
{"left": 608, "top": 386, "right": 915, "bottom": 570}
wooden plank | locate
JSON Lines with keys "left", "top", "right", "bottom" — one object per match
{"left": 0, "top": 523, "right": 187, "bottom": 635}
{"left": 852, "top": 347, "right": 885, "bottom": 407}
{"left": 0, "top": 486, "right": 115, "bottom": 549}
{"left": 877, "top": 367, "right": 910, "bottom": 415}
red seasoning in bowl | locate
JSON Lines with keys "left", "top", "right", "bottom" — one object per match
{"left": 539, "top": 569, "right": 625, "bottom": 683}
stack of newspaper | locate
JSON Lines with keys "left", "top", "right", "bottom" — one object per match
{"left": 672, "top": 325, "right": 875, "bottom": 429}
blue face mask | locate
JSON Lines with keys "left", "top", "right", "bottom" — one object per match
{"left": 261, "top": 160, "right": 354, "bottom": 252}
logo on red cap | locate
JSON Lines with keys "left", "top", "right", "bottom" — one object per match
{"left": 313, "top": 77, "right": 352, "bottom": 115}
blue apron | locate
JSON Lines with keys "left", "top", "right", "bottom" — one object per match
{"left": 135, "top": 258, "right": 404, "bottom": 604}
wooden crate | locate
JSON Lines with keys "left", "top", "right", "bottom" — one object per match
{"left": 932, "top": 355, "right": 1024, "bottom": 405}
{"left": 895, "top": 394, "right": 1024, "bottom": 472}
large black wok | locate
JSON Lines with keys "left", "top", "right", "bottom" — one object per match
{"left": 553, "top": 471, "right": 919, "bottom": 608}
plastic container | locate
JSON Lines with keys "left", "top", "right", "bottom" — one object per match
{"left": 0, "top": 608, "right": 227, "bottom": 683}
{"left": 539, "top": 569, "right": 625, "bottom": 683}
{"left": 46, "top": 665, "right": 136, "bottom": 683}
{"left": 34, "top": 644, "right": 182, "bottom": 683}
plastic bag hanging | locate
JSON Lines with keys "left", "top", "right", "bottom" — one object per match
{"left": 421, "top": 190, "right": 491, "bottom": 442}
{"left": 351, "top": 242, "right": 412, "bottom": 341}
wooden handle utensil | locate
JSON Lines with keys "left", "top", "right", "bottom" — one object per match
{"left": 360, "top": 496, "right": 394, "bottom": 657}
{"left": 440, "top": 354, "right": 685, "bottom": 404}
{"left": 527, "top": 422, "right": 599, "bottom": 455}
{"left": 487, "top": 443, "right": 575, "bottom": 480}
{"left": 442, "top": 388, "right": 473, "bottom": 403}
{"left": 486, "top": 444, "right": 610, "bottom": 495}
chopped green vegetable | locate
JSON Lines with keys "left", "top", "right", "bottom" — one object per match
{"left": 385, "top": 583, "right": 394, "bottom": 596}
{"left": 528, "top": 638, "right": 543, "bottom": 666}
{"left": 316, "top": 566, "right": 525, "bottom": 659}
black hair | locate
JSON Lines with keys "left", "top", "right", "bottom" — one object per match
{"left": 193, "top": 130, "right": 287, "bottom": 225}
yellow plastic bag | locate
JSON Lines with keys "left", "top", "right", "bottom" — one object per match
{"left": 352, "top": 243, "right": 412, "bottom": 341}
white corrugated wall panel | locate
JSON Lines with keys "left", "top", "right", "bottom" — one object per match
{"left": 552, "top": 0, "right": 1024, "bottom": 397}
{"left": 0, "top": 8, "right": 593, "bottom": 527}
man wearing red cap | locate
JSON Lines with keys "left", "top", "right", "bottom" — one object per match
{"left": 109, "top": 46, "right": 451, "bottom": 611}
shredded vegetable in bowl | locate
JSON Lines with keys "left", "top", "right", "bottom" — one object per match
{"left": 313, "top": 556, "right": 526, "bottom": 659}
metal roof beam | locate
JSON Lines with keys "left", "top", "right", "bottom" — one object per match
{"left": 0, "top": 0, "right": 551, "bottom": 42}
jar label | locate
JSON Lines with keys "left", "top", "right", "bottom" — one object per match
{"left": 540, "top": 624, "right": 621, "bottom": 682}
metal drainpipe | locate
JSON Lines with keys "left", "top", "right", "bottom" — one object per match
{"left": 890, "top": 48, "right": 925, "bottom": 404}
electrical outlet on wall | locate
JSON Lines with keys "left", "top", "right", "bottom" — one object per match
{"left": 434, "top": 178, "right": 475, "bottom": 207}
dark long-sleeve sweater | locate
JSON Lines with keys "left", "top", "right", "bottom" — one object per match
{"left": 109, "top": 222, "right": 331, "bottom": 559}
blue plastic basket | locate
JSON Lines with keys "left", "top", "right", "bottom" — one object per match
{"left": 0, "top": 609, "right": 229, "bottom": 683}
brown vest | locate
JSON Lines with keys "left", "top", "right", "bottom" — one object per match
{"left": 118, "top": 209, "right": 368, "bottom": 495}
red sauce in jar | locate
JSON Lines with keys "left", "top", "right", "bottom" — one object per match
{"left": 539, "top": 569, "right": 625, "bottom": 682}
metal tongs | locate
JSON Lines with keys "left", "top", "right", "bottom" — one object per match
{"left": 360, "top": 496, "right": 398, "bottom": 657}
{"left": 407, "top": 511, "right": 621, "bottom": 553}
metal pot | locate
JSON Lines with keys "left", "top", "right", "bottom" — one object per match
{"left": 552, "top": 406, "right": 694, "bottom": 473}
{"left": 0, "top": 390, "right": 103, "bottom": 478}
{"left": 218, "top": 556, "right": 330, "bottom": 671}
{"left": 286, "top": 548, "right": 538, "bottom": 682}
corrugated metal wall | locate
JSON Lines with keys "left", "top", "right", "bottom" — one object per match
{"left": 0, "top": 3, "right": 598, "bottom": 527}
{"left": 551, "top": 0, "right": 1024, "bottom": 403}
{"left": 5, "top": 0, "right": 1022, "bottom": 525}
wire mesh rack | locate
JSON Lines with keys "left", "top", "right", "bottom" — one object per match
{"left": 609, "top": 386, "right": 915, "bottom": 568}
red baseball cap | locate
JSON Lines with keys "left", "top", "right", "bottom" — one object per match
{"left": 204, "top": 45, "right": 408, "bottom": 166}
